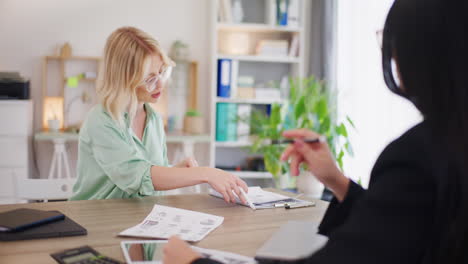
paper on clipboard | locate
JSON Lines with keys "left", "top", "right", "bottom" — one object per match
{"left": 119, "top": 204, "right": 224, "bottom": 242}
{"left": 209, "top": 186, "right": 315, "bottom": 209}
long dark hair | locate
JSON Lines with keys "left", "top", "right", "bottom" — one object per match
{"left": 382, "top": 0, "right": 468, "bottom": 262}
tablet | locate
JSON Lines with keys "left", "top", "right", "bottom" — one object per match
{"left": 121, "top": 240, "right": 256, "bottom": 264}
{"left": 121, "top": 240, "right": 167, "bottom": 264}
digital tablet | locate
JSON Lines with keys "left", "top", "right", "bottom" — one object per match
{"left": 121, "top": 240, "right": 255, "bottom": 264}
{"left": 121, "top": 240, "right": 167, "bottom": 264}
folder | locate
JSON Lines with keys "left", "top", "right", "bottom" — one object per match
{"left": 0, "top": 208, "right": 64, "bottom": 232}
{"left": 0, "top": 211, "right": 87, "bottom": 241}
{"left": 217, "top": 59, "right": 232, "bottom": 98}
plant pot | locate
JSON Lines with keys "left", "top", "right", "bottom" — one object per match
{"left": 273, "top": 173, "right": 293, "bottom": 190}
{"left": 48, "top": 119, "right": 60, "bottom": 132}
{"left": 183, "top": 116, "right": 204, "bottom": 134}
{"left": 296, "top": 171, "right": 324, "bottom": 199}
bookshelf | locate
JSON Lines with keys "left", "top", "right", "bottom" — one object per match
{"left": 209, "top": 0, "right": 306, "bottom": 183}
{"left": 217, "top": 54, "right": 300, "bottom": 63}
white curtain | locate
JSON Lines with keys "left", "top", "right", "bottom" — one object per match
{"left": 336, "top": 0, "right": 422, "bottom": 187}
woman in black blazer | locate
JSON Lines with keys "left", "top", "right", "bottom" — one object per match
{"left": 163, "top": 0, "right": 468, "bottom": 263}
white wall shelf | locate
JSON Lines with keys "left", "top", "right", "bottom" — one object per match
{"left": 215, "top": 141, "right": 252, "bottom": 148}
{"left": 217, "top": 23, "right": 302, "bottom": 33}
{"left": 217, "top": 54, "right": 300, "bottom": 63}
{"left": 215, "top": 97, "right": 284, "bottom": 105}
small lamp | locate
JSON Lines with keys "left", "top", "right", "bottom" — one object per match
{"left": 43, "top": 96, "right": 64, "bottom": 132}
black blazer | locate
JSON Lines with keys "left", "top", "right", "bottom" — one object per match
{"left": 193, "top": 121, "right": 457, "bottom": 264}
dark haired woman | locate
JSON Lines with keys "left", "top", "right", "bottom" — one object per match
{"left": 163, "top": 0, "right": 468, "bottom": 263}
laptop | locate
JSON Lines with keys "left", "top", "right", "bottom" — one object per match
{"left": 255, "top": 221, "right": 328, "bottom": 263}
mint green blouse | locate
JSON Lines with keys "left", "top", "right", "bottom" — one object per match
{"left": 70, "top": 104, "right": 168, "bottom": 200}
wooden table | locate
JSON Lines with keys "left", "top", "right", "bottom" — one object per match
{"left": 0, "top": 191, "right": 328, "bottom": 263}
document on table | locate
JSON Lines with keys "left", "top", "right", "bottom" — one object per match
{"left": 209, "top": 186, "right": 315, "bottom": 209}
{"left": 119, "top": 204, "right": 224, "bottom": 242}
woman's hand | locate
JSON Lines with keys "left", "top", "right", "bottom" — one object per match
{"left": 163, "top": 236, "right": 201, "bottom": 264}
{"left": 280, "top": 129, "right": 350, "bottom": 201}
{"left": 206, "top": 169, "right": 249, "bottom": 205}
{"left": 175, "top": 157, "right": 199, "bottom": 168}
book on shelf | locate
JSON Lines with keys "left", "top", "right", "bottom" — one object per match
{"left": 216, "top": 103, "right": 238, "bottom": 141}
{"left": 277, "top": 0, "right": 289, "bottom": 26}
{"left": 217, "top": 59, "right": 232, "bottom": 98}
{"left": 237, "top": 104, "right": 251, "bottom": 142}
{"left": 287, "top": 0, "right": 300, "bottom": 28}
{"left": 288, "top": 34, "right": 299, "bottom": 57}
{"left": 230, "top": 60, "right": 239, "bottom": 99}
{"left": 237, "top": 76, "right": 255, "bottom": 99}
{"left": 256, "top": 40, "right": 289, "bottom": 57}
{"left": 216, "top": 103, "right": 228, "bottom": 141}
{"left": 255, "top": 88, "right": 282, "bottom": 100}
{"left": 218, "top": 0, "right": 233, "bottom": 23}
{"left": 265, "top": 0, "right": 301, "bottom": 27}
{"left": 237, "top": 87, "right": 255, "bottom": 99}
{"left": 226, "top": 103, "right": 238, "bottom": 141}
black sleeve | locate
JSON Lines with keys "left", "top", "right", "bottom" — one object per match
{"left": 318, "top": 180, "right": 365, "bottom": 236}
{"left": 191, "top": 258, "right": 223, "bottom": 264}
{"left": 304, "top": 141, "right": 435, "bottom": 264}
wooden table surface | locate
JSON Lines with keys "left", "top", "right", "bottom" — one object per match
{"left": 0, "top": 190, "right": 328, "bottom": 263}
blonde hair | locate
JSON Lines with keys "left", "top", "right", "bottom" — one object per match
{"left": 97, "top": 26, "right": 174, "bottom": 127}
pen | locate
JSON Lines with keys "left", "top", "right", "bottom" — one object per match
{"left": 271, "top": 136, "right": 325, "bottom": 145}
{"left": 285, "top": 202, "right": 315, "bottom": 209}
{"left": 239, "top": 188, "right": 256, "bottom": 211}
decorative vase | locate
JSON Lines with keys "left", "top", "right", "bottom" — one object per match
{"left": 273, "top": 173, "right": 291, "bottom": 190}
{"left": 296, "top": 171, "right": 324, "bottom": 199}
{"left": 183, "top": 116, "right": 204, "bottom": 134}
{"left": 48, "top": 119, "right": 60, "bottom": 132}
{"left": 60, "top": 42, "right": 72, "bottom": 58}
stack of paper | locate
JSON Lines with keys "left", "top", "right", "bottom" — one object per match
{"left": 119, "top": 205, "right": 224, "bottom": 242}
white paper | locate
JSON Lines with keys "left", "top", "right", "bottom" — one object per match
{"left": 119, "top": 205, "right": 224, "bottom": 242}
{"left": 209, "top": 186, "right": 313, "bottom": 209}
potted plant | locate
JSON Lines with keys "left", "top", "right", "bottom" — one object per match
{"left": 249, "top": 76, "right": 355, "bottom": 193}
{"left": 183, "top": 109, "right": 204, "bottom": 134}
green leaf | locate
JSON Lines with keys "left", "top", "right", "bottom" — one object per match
{"left": 336, "top": 123, "right": 348, "bottom": 137}
{"left": 336, "top": 149, "right": 345, "bottom": 170}
{"left": 345, "top": 142, "right": 354, "bottom": 157}
{"left": 270, "top": 104, "right": 281, "bottom": 127}
{"left": 346, "top": 116, "right": 356, "bottom": 129}
{"left": 264, "top": 150, "right": 281, "bottom": 178}
{"left": 315, "top": 98, "right": 328, "bottom": 119}
{"left": 294, "top": 96, "right": 306, "bottom": 120}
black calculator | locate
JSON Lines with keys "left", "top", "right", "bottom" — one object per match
{"left": 51, "top": 245, "right": 122, "bottom": 264}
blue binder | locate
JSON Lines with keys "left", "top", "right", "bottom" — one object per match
{"left": 217, "top": 59, "right": 232, "bottom": 97}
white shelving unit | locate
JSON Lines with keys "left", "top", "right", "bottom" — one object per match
{"left": 215, "top": 97, "right": 285, "bottom": 105}
{"left": 217, "top": 54, "right": 301, "bottom": 63}
{"left": 209, "top": 0, "right": 306, "bottom": 181}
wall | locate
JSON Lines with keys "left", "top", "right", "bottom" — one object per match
{"left": 0, "top": 0, "right": 212, "bottom": 177}
{"left": 336, "top": 0, "right": 422, "bottom": 187}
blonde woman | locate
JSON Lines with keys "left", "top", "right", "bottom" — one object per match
{"left": 70, "top": 27, "right": 248, "bottom": 204}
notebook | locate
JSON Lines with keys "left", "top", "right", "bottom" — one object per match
{"left": 209, "top": 186, "right": 315, "bottom": 209}
{"left": 0, "top": 208, "right": 64, "bottom": 232}
{"left": 0, "top": 211, "right": 87, "bottom": 241}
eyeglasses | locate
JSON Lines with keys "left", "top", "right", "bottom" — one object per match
{"left": 142, "top": 66, "right": 173, "bottom": 92}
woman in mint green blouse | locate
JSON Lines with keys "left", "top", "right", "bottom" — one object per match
{"left": 70, "top": 27, "right": 248, "bottom": 204}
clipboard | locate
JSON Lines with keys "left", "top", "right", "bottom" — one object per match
{"left": 209, "top": 187, "right": 315, "bottom": 209}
